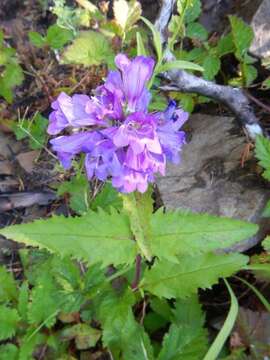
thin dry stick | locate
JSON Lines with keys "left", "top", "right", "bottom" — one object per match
{"left": 244, "top": 90, "right": 270, "bottom": 114}
{"left": 155, "top": 0, "right": 264, "bottom": 139}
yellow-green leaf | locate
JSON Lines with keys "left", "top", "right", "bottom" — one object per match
{"left": 114, "top": 0, "right": 141, "bottom": 33}
{"left": 62, "top": 31, "right": 115, "bottom": 67}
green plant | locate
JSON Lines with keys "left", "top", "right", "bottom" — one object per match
{"left": 0, "top": 251, "right": 104, "bottom": 359}
{"left": 0, "top": 10, "right": 264, "bottom": 358}
{"left": 0, "top": 31, "right": 24, "bottom": 103}
{"left": 164, "top": 0, "right": 259, "bottom": 109}
{"left": 51, "top": 0, "right": 98, "bottom": 33}
{"left": 14, "top": 112, "right": 49, "bottom": 150}
{"left": 255, "top": 135, "right": 270, "bottom": 216}
{"left": 62, "top": 30, "right": 115, "bottom": 67}
{"left": 0, "top": 185, "right": 258, "bottom": 358}
{"left": 228, "top": 16, "right": 257, "bottom": 87}
{"left": 29, "top": 24, "right": 74, "bottom": 50}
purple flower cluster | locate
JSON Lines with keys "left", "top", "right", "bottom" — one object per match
{"left": 48, "top": 54, "right": 188, "bottom": 193}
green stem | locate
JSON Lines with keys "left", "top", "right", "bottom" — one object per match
{"left": 131, "top": 254, "right": 142, "bottom": 290}
{"left": 122, "top": 190, "right": 153, "bottom": 261}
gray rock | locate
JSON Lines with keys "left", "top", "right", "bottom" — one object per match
{"left": 157, "top": 114, "right": 270, "bottom": 252}
{"left": 250, "top": 0, "right": 270, "bottom": 59}
{"left": 200, "top": 0, "right": 262, "bottom": 35}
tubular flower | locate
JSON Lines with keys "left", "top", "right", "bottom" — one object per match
{"left": 48, "top": 54, "right": 188, "bottom": 193}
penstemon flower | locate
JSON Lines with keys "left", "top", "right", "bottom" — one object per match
{"left": 48, "top": 54, "right": 188, "bottom": 193}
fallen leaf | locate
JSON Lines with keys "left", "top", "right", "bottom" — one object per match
{"left": 16, "top": 151, "right": 38, "bottom": 173}
{"left": 0, "top": 160, "right": 13, "bottom": 175}
{"left": 231, "top": 307, "right": 270, "bottom": 357}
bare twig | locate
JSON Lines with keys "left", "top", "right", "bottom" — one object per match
{"left": 244, "top": 90, "right": 270, "bottom": 114}
{"left": 154, "top": 0, "right": 263, "bottom": 139}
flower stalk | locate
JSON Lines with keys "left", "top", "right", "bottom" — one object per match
{"left": 122, "top": 190, "right": 153, "bottom": 261}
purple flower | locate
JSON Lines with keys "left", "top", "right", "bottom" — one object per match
{"left": 113, "top": 113, "right": 161, "bottom": 154}
{"left": 48, "top": 93, "right": 102, "bottom": 135}
{"left": 84, "top": 138, "right": 123, "bottom": 181}
{"left": 50, "top": 131, "right": 102, "bottom": 168}
{"left": 48, "top": 55, "right": 188, "bottom": 193}
{"left": 157, "top": 101, "right": 188, "bottom": 164}
{"left": 114, "top": 54, "right": 155, "bottom": 112}
{"left": 112, "top": 168, "right": 150, "bottom": 193}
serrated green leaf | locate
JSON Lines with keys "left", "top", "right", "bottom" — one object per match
{"left": 83, "top": 263, "right": 106, "bottom": 292}
{"left": 121, "top": 317, "right": 154, "bottom": 360}
{"left": 46, "top": 24, "right": 73, "bottom": 49}
{"left": 29, "top": 31, "right": 46, "bottom": 47}
{"left": 19, "top": 248, "right": 52, "bottom": 285}
{"left": 99, "top": 289, "right": 154, "bottom": 359}
{"left": 172, "top": 295, "right": 205, "bottom": 328}
{"left": 0, "top": 39, "right": 24, "bottom": 106}
{"left": 0, "top": 47, "right": 15, "bottom": 65}
{"left": 28, "top": 273, "right": 59, "bottom": 327}
{"left": 90, "top": 182, "right": 122, "bottom": 212}
{"left": 142, "top": 253, "right": 248, "bottom": 299}
{"left": 186, "top": 22, "right": 208, "bottom": 41}
{"left": 217, "top": 33, "right": 234, "bottom": 57}
{"left": 0, "top": 62, "right": 24, "bottom": 103}
{"left": 0, "top": 209, "right": 136, "bottom": 268}
{"left": 19, "top": 331, "right": 46, "bottom": 360}
{"left": 98, "top": 289, "right": 135, "bottom": 346}
{"left": 0, "top": 305, "right": 20, "bottom": 340}
{"left": 58, "top": 175, "right": 89, "bottom": 214}
{"left": 0, "top": 266, "right": 18, "bottom": 302}
{"left": 158, "top": 323, "right": 208, "bottom": 360}
{"left": 21, "top": 249, "right": 86, "bottom": 316}
{"left": 114, "top": 0, "right": 141, "bottom": 33}
{"left": 151, "top": 210, "right": 258, "bottom": 262}
{"left": 62, "top": 31, "right": 115, "bottom": 67}
{"left": 255, "top": 135, "right": 270, "bottom": 181}
{"left": 2, "top": 63, "right": 24, "bottom": 88}
{"left": 229, "top": 16, "right": 254, "bottom": 60}
{"left": 158, "top": 60, "right": 203, "bottom": 73}
{"left": 0, "top": 344, "right": 18, "bottom": 360}
{"left": 203, "top": 54, "right": 221, "bottom": 80}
